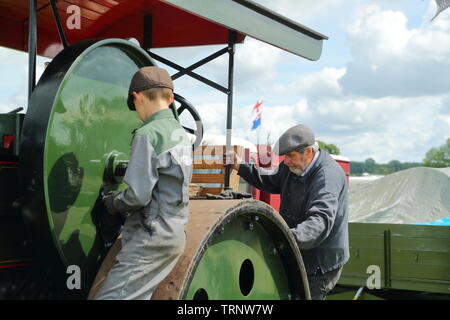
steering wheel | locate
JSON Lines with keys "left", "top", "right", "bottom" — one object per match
{"left": 174, "top": 93, "right": 204, "bottom": 150}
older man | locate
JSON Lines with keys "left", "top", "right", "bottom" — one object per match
{"left": 228, "top": 124, "right": 349, "bottom": 300}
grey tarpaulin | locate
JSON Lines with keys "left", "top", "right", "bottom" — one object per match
{"left": 349, "top": 167, "right": 450, "bottom": 224}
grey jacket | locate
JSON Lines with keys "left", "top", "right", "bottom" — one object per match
{"left": 112, "top": 108, "right": 192, "bottom": 222}
{"left": 238, "top": 149, "right": 349, "bottom": 275}
{"left": 96, "top": 108, "right": 193, "bottom": 300}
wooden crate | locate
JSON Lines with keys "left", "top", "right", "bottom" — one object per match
{"left": 192, "top": 145, "right": 244, "bottom": 196}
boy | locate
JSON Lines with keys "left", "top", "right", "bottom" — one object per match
{"left": 95, "top": 66, "right": 193, "bottom": 300}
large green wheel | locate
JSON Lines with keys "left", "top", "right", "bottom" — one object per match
{"left": 20, "top": 39, "right": 156, "bottom": 296}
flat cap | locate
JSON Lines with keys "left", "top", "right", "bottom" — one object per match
{"left": 274, "top": 124, "right": 315, "bottom": 155}
{"left": 127, "top": 66, "right": 174, "bottom": 110}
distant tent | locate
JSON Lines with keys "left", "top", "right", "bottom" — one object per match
{"left": 200, "top": 134, "right": 257, "bottom": 153}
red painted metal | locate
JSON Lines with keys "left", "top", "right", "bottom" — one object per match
{"left": 0, "top": 262, "right": 37, "bottom": 269}
{"left": 0, "top": 0, "right": 245, "bottom": 58}
{"left": 255, "top": 145, "right": 281, "bottom": 212}
{"left": 2, "top": 135, "right": 14, "bottom": 149}
{"left": 336, "top": 160, "right": 350, "bottom": 183}
{"left": 331, "top": 156, "right": 350, "bottom": 184}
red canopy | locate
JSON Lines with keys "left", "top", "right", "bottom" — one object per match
{"left": 0, "top": 0, "right": 246, "bottom": 58}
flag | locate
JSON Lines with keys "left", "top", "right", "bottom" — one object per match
{"left": 431, "top": 0, "right": 450, "bottom": 21}
{"left": 251, "top": 99, "right": 263, "bottom": 131}
{"left": 253, "top": 100, "right": 263, "bottom": 113}
{"left": 251, "top": 113, "right": 261, "bottom": 130}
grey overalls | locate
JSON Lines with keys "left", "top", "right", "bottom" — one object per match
{"left": 95, "top": 109, "right": 192, "bottom": 300}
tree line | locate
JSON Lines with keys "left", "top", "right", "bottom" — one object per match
{"left": 318, "top": 138, "right": 450, "bottom": 176}
{"left": 349, "top": 159, "right": 422, "bottom": 176}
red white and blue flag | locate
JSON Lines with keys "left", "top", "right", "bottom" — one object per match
{"left": 251, "top": 99, "right": 263, "bottom": 130}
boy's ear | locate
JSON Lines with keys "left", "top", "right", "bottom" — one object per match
{"left": 168, "top": 92, "right": 175, "bottom": 104}
{"left": 132, "top": 91, "right": 145, "bottom": 107}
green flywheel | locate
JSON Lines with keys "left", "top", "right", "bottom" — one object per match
{"left": 20, "top": 39, "right": 154, "bottom": 291}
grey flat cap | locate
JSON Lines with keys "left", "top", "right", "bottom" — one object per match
{"left": 274, "top": 124, "right": 315, "bottom": 155}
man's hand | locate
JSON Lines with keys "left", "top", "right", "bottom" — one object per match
{"left": 223, "top": 150, "right": 243, "bottom": 172}
{"left": 102, "top": 191, "right": 121, "bottom": 215}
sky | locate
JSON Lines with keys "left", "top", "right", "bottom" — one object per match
{"left": 0, "top": 0, "right": 449, "bottom": 163}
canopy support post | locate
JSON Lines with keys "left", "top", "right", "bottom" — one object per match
{"left": 50, "top": 0, "right": 68, "bottom": 49}
{"left": 224, "top": 30, "right": 236, "bottom": 190}
{"left": 28, "top": 0, "right": 37, "bottom": 102}
{"left": 143, "top": 14, "right": 152, "bottom": 50}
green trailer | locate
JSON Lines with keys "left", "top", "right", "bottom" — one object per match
{"left": 329, "top": 222, "right": 450, "bottom": 300}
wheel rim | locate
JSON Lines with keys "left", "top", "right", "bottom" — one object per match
{"left": 151, "top": 200, "right": 310, "bottom": 300}
{"left": 174, "top": 93, "right": 204, "bottom": 150}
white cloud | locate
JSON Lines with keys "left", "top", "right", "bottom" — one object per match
{"left": 274, "top": 67, "right": 345, "bottom": 98}
{"left": 194, "top": 102, "right": 229, "bottom": 136}
{"left": 340, "top": 3, "right": 450, "bottom": 97}
{"left": 235, "top": 38, "right": 283, "bottom": 93}
{"left": 309, "top": 94, "right": 450, "bottom": 162}
{"left": 0, "top": 103, "right": 12, "bottom": 113}
{"left": 0, "top": 47, "right": 47, "bottom": 112}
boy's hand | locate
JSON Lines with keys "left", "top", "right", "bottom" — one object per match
{"left": 102, "top": 191, "right": 120, "bottom": 215}
{"left": 223, "top": 150, "right": 243, "bottom": 172}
